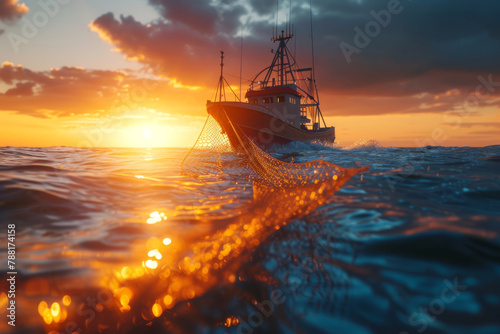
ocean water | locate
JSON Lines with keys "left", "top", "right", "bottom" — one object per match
{"left": 0, "top": 144, "right": 499, "bottom": 334}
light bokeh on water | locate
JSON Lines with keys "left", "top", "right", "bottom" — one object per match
{"left": 0, "top": 143, "right": 499, "bottom": 333}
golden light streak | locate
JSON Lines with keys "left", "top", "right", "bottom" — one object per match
{"left": 120, "top": 295, "right": 130, "bottom": 307}
{"left": 152, "top": 303, "right": 162, "bottom": 317}
{"left": 145, "top": 259, "right": 158, "bottom": 269}
{"left": 163, "top": 295, "right": 173, "bottom": 306}
{"left": 147, "top": 211, "right": 166, "bottom": 224}
{"left": 38, "top": 301, "right": 48, "bottom": 316}
{"left": 62, "top": 295, "right": 71, "bottom": 306}
{"left": 50, "top": 302, "right": 60, "bottom": 317}
{"left": 121, "top": 266, "right": 132, "bottom": 279}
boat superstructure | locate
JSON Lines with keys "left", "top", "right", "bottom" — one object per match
{"left": 207, "top": 25, "right": 335, "bottom": 150}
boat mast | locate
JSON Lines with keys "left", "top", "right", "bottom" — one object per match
{"left": 260, "top": 30, "right": 295, "bottom": 87}
{"left": 246, "top": 0, "right": 329, "bottom": 130}
{"left": 219, "top": 51, "right": 225, "bottom": 102}
{"left": 240, "top": 34, "right": 243, "bottom": 101}
{"left": 214, "top": 51, "right": 240, "bottom": 102}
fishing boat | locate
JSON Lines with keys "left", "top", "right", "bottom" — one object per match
{"left": 207, "top": 26, "right": 335, "bottom": 150}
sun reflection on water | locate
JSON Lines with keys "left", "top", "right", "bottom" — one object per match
{"left": 146, "top": 211, "right": 167, "bottom": 224}
{"left": 37, "top": 299, "right": 68, "bottom": 325}
{"left": 32, "top": 162, "right": 365, "bottom": 333}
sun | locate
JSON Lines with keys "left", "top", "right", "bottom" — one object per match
{"left": 142, "top": 129, "right": 153, "bottom": 139}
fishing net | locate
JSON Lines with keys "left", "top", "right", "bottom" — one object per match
{"left": 39, "top": 109, "right": 368, "bottom": 334}
{"left": 181, "top": 108, "right": 368, "bottom": 189}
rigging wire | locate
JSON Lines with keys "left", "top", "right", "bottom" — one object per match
{"left": 308, "top": 0, "right": 326, "bottom": 128}
{"left": 240, "top": 31, "right": 243, "bottom": 101}
{"left": 309, "top": 0, "right": 316, "bottom": 94}
{"left": 276, "top": 0, "right": 279, "bottom": 36}
{"left": 225, "top": 73, "right": 252, "bottom": 82}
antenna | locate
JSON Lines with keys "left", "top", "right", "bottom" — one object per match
{"left": 309, "top": 0, "right": 316, "bottom": 90}
{"left": 219, "top": 51, "right": 225, "bottom": 102}
{"left": 240, "top": 32, "right": 243, "bottom": 101}
{"left": 276, "top": 0, "right": 279, "bottom": 37}
{"left": 286, "top": 13, "right": 289, "bottom": 35}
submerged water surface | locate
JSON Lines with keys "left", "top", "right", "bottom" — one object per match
{"left": 0, "top": 144, "right": 499, "bottom": 334}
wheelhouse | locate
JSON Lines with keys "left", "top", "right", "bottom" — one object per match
{"left": 245, "top": 84, "right": 310, "bottom": 129}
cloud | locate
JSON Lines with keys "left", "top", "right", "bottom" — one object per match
{"left": 454, "top": 122, "right": 500, "bottom": 128}
{"left": 5, "top": 81, "right": 35, "bottom": 96}
{"left": 0, "top": 62, "right": 211, "bottom": 118}
{"left": 0, "top": 62, "right": 128, "bottom": 117}
{"left": 90, "top": 0, "right": 500, "bottom": 112}
{"left": 0, "top": 0, "right": 28, "bottom": 23}
{"left": 90, "top": 11, "right": 250, "bottom": 89}
{"left": 148, "top": 0, "right": 220, "bottom": 34}
{"left": 2, "top": 0, "right": 500, "bottom": 119}
{"left": 0, "top": 62, "right": 124, "bottom": 117}
{"left": 87, "top": 1, "right": 500, "bottom": 117}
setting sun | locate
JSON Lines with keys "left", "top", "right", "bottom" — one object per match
{"left": 142, "top": 129, "right": 153, "bottom": 139}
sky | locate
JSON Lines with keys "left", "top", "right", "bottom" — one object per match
{"left": 0, "top": 0, "right": 499, "bottom": 148}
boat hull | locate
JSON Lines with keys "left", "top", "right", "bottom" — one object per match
{"left": 207, "top": 102, "right": 335, "bottom": 150}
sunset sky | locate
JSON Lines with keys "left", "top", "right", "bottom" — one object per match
{"left": 1, "top": 0, "right": 499, "bottom": 148}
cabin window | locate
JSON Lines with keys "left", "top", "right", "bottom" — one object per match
{"left": 277, "top": 96, "right": 285, "bottom": 103}
{"left": 289, "top": 97, "right": 295, "bottom": 104}
{"left": 253, "top": 99, "right": 258, "bottom": 104}
{"left": 263, "top": 97, "right": 274, "bottom": 103}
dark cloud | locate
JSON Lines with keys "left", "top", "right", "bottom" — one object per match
{"left": 90, "top": 12, "right": 248, "bottom": 87}
{"left": 148, "top": 0, "right": 219, "bottom": 34}
{"left": 88, "top": 0, "right": 500, "bottom": 116}
{"left": 5, "top": 81, "right": 34, "bottom": 96}
{"left": 0, "top": 0, "right": 28, "bottom": 23}
{"left": 149, "top": 0, "right": 245, "bottom": 35}
{"left": 3, "top": 0, "right": 498, "bottom": 118}
{"left": 300, "top": 0, "right": 500, "bottom": 97}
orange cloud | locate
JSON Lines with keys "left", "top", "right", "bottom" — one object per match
{"left": 0, "top": 0, "right": 28, "bottom": 23}
{"left": 0, "top": 62, "right": 213, "bottom": 120}
{"left": 0, "top": 63, "right": 125, "bottom": 117}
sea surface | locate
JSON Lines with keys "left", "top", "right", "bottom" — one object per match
{"left": 0, "top": 143, "right": 500, "bottom": 334}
